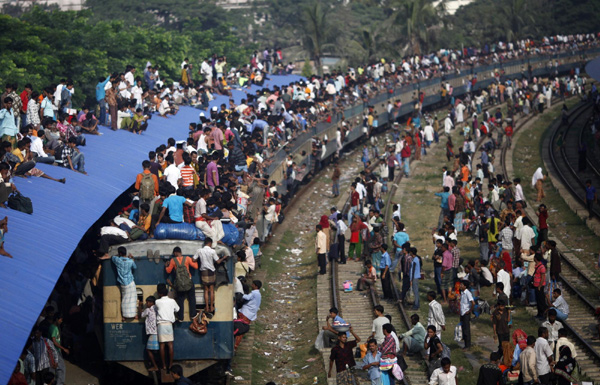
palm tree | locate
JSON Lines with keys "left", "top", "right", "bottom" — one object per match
{"left": 302, "top": 0, "right": 336, "bottom": 75}
{"left": 499, "top": 0, "right": 536, "bottom": 42}
{"left": 384, "top": 0, "right": 441, "bottom": 55}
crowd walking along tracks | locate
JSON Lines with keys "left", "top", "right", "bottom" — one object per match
{"left": 503, "top": 102, "right": 600, "bottom": 379}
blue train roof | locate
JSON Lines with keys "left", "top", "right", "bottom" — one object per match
{"left": 0, "top": 74, "right": 304, "bottom": 385}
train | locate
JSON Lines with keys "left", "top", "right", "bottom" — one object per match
{"left": 102, "top": 240, "right": 235, "bottom": 379}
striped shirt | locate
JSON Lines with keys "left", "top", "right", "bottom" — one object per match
{"left": 180, "top": 165, "right": 195, "bottom": 187}
{"left": 31, "top": 337, "right": 58, "bottom": 371}
{"left": 451, "top": 247, "right": 460, "bottom": 268}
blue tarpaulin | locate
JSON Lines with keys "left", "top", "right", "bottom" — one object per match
{"left": 0, "top": 75, "right": 303, "bottom": 385}
{"left": 585, "top": 55, "right": 600, "bottom": 82}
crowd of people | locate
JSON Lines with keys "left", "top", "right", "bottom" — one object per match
{"left": 2, "top": 30, "right": 600, "bottom": 385}
{"left": 311, "top": 61, "right": 598, "bottom": 385}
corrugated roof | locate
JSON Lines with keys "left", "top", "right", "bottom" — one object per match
{"left": 0, "top": 75, "right": 304, "bottom": 385}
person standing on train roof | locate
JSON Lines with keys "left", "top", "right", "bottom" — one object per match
{"left": 99, "top": 246, "right": 138, "bottom": 320}
{"left": 155, "top": 283, "right": 180, "bottom": 372}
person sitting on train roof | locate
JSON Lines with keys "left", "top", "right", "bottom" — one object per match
{"left": 99, "top": 247, "right": 138, "bottom": 320}
{"left": 97, "top": 222, "right": 129, "bottom": 259}
{"left": 165, "top": 246, "right": 198, "bottom": 321}
{"left": 155, "top": 187, "right": 193, "bottom": 226}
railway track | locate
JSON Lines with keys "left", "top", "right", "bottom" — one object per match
{"left": 501, "top": 101, "right": 600, "bottom": 379}
{"left": 549, "top": 102, "right": 600, "bottom": 219}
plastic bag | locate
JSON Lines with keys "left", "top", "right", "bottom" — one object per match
{"left": 392, "top": 363, "right": 404, "bottom": 380}
{"left": 454, "top": 323, "right": 463, "bottom": 342}
{"left": 314, "top": 330, "right": 324, "bottom": 351}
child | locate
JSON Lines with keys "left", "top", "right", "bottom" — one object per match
{"left": 251, "top": 237, "right": 262, "bottom": 258}
{"left": 128, "top": 199, "right": 140, "bottom": 223}
{"left": 132, "top": 108, "right": 149, "bottom": 134}
{"left": 141, "top": 296, "right": 159, "bottom": 372}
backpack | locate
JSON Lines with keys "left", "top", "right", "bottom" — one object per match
{"left": 8, "top": 192, "right": 33, "bottom": 214}
{"left": 173, "top": 256, "right": 193, "bottom": 292}
{"left": 139, "top": 172, "right": 155, "bottom": 201}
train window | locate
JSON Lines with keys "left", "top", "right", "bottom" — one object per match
{"left": 195, "top": 287, "right": 206, "bottom": 312}
{"left": 136, "top": 288, "right": 144, "bottom": 307}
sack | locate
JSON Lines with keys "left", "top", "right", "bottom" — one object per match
{"left": 397, "top": 355, "right": 408, "bottom": 371}
{"left": 392, "top": 363, "right": 404, "bottom": 381}
{"left": 380, "top": 357, "right": 397, "bottom": 371}
{"left": 441, "top": 342, "right": 451, "bottom": 359}
{"left": 44, "top": 339, "right": 57, "bottom": 369}
{"left": 314, "top": 330, "right": 325, "bottom": 351}
{"left": 139, "top": 172, "right": 155, "bottom": 201}
{"left": 8, "top": 192, "right": 33, "bottom": 214}
{"left": 173, "top": 256, "right": 193, "bottom": 292}
{"left": 129, "top": 227, "right": 146, "bottom": 240}
{"left": 343, "top": 280, "right": 353, "bottom": 292}
{"left": 505, "top": 370, "right": 520, "bottom": 384}
{"left": 154, "top": 223, "right": 205, "bottom": 241}
{"left": 454, "top": 323, "right": 463, "bottom": 342}
{"left": 189, "top": 313, "right": 208, "bottom": 335}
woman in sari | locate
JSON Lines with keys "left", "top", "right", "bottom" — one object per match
{"left": 554, "top": 346, "right": 578, "bottom": 385}
{"left": 532, "top": 167, "right": 546, "bottom": 202}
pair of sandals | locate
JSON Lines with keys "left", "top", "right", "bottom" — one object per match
{"left": 146, "top": 249, "right": 162, "bottom": 263}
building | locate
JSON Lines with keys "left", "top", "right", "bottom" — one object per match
{"left": 434, "top": 0, "right": 475, "bottom": 15}
{"left": 215, "top": 0, "right": 253, "bottom": 10}
{"left": 0, "top": 0, "right": 84, "bottom": 11}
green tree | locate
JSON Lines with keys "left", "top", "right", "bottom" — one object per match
{"left": 302, "top": 0, "right": 337, "bottom": 75}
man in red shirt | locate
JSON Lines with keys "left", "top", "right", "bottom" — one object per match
{"left": 348, "top": 183, "right": 360, "bottom": 225}
{"left": 328, "top": 327, "right": 361, "bottom": 382}
{"left": 134, "top": 160, "right": 159, "bottom": 205}
{"left": 401, "top": 140, "right": 411, "bottom": 177}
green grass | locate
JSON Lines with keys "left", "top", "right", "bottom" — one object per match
{"left": 512, "top": 98, "right": 600, "bottom": 276}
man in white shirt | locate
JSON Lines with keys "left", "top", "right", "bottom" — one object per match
{"left": 429, "top": 358, "right": 458, "bottom": 385}
{"left": 541, "top": 310, "right": 563, "bottom": 351}
{"left": 234, "top": 280, "right": 263, "bottom": 349}
{"left": 201, "top": 58, "right": 213, "bottom": 86}
{"left": 444, "top": 114, "right": 453, "bottom": 135}
{"left": 518, "top": 217, "right": 536, "bottom": 252}
{"left": 98, "top": 224, "right": 129, "bottom": 258}
{"left": 155, "top": 283, "right": 180, "bottom": 371}
{"left": 513, "top": 178, "right": 525, "bottom": 202}
{"left": 355, "top": 177, "right": 367, "bottom": 211}
{"left": 336, "top": 213, "right": 348, "bottom": 263}
{"left": 158, "top": 95, "right": 171, "bottom": 116}
{"left": 550, "top": 288, "right": 569, "bottom": 321}
{"left": 460, "top": 280, "right": 474, "bottom": 349}
{"left": 535, "top": 327, "right": 555, "bottom": 385}
{"left": 193, "top": 238, "right": 227, "bottom": 313}
{"left": 124, "top": 66, "right": 135, "bottom": 92}
{"left": 162, "top": 154, "right": 181, "bottom": 189}
{"left": 427, "top": 291, "right": 446, "bottom": 339}
{"left": 555, "top": 328, "right": 577, "bottom": 358}
{"left": 423, "top": 123, "right": 435, "bottom": 147}
{"left": 496, "top": 262, "right": 511, "bottom": 298}
{"left": 371, "top": 305, "right": 388, "bottom": 345}
{"left": 29, "top": 130, "right": 55, "bottom": 164}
